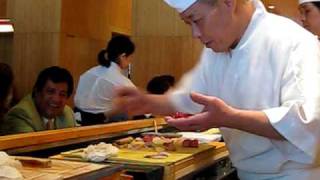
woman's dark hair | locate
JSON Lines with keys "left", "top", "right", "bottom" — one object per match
{"left": 147, "top": 75, "right": 175, "bottom": 94}
{"left": 0, "top": 63, "right": 14, "bottom": 113}
{"left": 312, "top": 2, "right": 320, "bottom": 9}
{"left": 98, "top": 35, "right": 135, "bottom": 68}
{"left": 32, "top": 66, "right": 74, "bottom": 97}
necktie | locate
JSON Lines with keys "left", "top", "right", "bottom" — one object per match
{"left": 46, "top": 119, "right": 55, "bottom": 130}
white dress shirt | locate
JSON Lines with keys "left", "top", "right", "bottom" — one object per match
{"left": 74, "top": 62, "right": 135, "bottom": 114}
{"left": 170, "top": 0, "right": 320, "bottom": 179}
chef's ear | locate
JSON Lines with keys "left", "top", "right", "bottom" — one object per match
{"left": 222, "top": 0, "right": 236, "bottom": 14}
{"left": 223, "top": 0, "right": 235, "bottom": 8}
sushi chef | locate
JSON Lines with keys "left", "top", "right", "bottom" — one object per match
{"left": 114, "top": 0, "right": 320, "bottom": 179}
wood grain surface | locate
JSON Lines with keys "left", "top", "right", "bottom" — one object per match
{"left": 17, "top": 157, "right": 122, "bottom": 180}
{"left": 0, "top": 118, "right": 166, "bottom": 151}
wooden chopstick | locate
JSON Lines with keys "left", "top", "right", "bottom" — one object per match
{"left": 153, "top": 119, "right": 158, "bottom": 134}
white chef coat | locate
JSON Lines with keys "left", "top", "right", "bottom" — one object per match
{"left": 74, "top": 62, "right": 135, "bottom": 114}
{"left": 169, "top": 0, "right": 320, "bottom": 179}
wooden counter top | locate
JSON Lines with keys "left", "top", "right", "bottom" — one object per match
{"left": 0, "top": 117, "right": 230, "bottom": 179}
{"left": 51, "top": 141, "right": 228, "bottom": 180}
{"left": 0, "top": 118, "right": 166, "bottom": 152}
{"left": 17, "top": 157, "right": 123, "bottom": 180}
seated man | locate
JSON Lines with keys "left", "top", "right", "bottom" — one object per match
{"left": 0, "top": 66, "right": 76, "bottom": 135}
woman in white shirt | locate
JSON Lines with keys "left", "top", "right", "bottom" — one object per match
{"left": 298, "top": 0, "right": 320, "bottom": 37}
{"left": 74, "top": 35, "right": 135, "bottom": 125}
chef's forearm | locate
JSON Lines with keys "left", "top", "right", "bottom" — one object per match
{"left": 146, "top": 95, "right": 177, "bottom": 116}
{"left": 225, "top": 109, "right": 284, "bottom": 140}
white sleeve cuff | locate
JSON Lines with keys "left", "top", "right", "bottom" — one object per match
{"left": 264, "top": 104, "right": 320, "bottom": 163}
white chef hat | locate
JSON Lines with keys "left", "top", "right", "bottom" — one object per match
{"left": 299, "top": 0, "right": 320, "bottom": 5}
{"left": 163, "top": 0, "right": 197, "bottom": 12}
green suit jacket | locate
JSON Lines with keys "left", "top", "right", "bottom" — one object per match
{"left": 0, "top": 94, "right": 75, "bottom": 135}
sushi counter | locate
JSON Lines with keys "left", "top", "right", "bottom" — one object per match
{"left": 0, "top": 118, "right": 233, "bottom": 180}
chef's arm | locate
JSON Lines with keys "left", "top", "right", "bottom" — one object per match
{"left": 114, "top": 86, "right": 178, "bottom": 116}
{"left": 183, "top": 92, "right": 285, "bottom": 140}
{"left": 137, "top": 94, "right": 178, "bottom": 116}
{"left": 225, "top": 109, "right": 285, "bottom": 140}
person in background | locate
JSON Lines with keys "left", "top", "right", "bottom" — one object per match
{"left": 298, "top": 0, "right": 320, "bottom": 37}
{"left": 74, "top": 35, "right": 136, "bottom": 125}
{"left": 146, "top": 75, "right": 191, "bottom": 118}
{"left": 133, "top": 75, "right": 176, "bottom": 120}
{"left": 0, "top": 63, "right": 14, "bottom": 121}
{"left": 146, "top": 75, "right": 175, "bottom": 94}
{"left": 0, "top": 66, "right": 76, "bottom": 135}
{"left": 114, "top": 0, "right": 320, "bottom": 179}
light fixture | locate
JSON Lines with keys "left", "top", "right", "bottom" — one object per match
{"left": 267, "top": 5, "right": 276, "bottom": 10}
{"left": 0, "top": 19, "right": 14, "bottom": 33}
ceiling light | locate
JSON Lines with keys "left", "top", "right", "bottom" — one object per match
{"left": 267, "top": 5, "right": 276, "bottom": 9}
{"left": 0, "top": 19, "right": 14, "bottom": 33}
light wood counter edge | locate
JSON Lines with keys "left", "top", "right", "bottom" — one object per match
{"left": 174, "top": 142, "right": 228, "bottom": 179}
{"left": 0, "top": 118, "right": 166, "bottom": 151}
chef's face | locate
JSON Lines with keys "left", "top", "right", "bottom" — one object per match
{"left": 299, "top": 2, "right": 320, "bottom": 36}
{"left": 180, "top": 1, "right": 235, "bottom": 52}
{"left": 34, "top": 80, "right": 69, "bottom": 119}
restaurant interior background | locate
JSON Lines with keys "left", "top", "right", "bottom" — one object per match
{"left": 0, "top": 2, "right": 305, "bottom": 179}
{"left": 0, "top": 0, "right": 299, "bottom": 108}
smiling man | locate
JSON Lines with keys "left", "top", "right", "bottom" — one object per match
{"left": 1, "top": 66, "right": 76, "bottom": 135}
{"left": 114, "top": 0, "right": 320, "bottom": 179}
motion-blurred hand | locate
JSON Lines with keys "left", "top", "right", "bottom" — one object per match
{"left": 113, "top": 86, "right": 151, "bottom": 116}
{"left": 166, "top": 92, "right": 235, "bottom": 131}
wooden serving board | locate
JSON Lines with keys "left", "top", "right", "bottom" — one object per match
{"left": 51, "top": 143, "right": 215, "bottom": 166}
{"left": 16, "top": 157, "right": 119, "bottom": 180}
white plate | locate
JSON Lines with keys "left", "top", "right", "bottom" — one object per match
{"left": 177, "top": 132, "right": 221, "bottom": 143}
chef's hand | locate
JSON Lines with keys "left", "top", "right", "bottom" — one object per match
{"left": 166, "top": 92, "right": 235, "bottom": 131}
{"left": 113, "top": 86, "right": 150, "bottom": 116}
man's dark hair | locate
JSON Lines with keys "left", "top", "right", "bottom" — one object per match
{"left": 147, "top": 75, "right": 175, "bottom": 94}
{"left": 32, "top": 66, "right": 74, "bottom": 97}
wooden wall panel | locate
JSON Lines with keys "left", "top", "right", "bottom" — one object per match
{"left": 132, "top": 0, "right": 202, "bottom": 89}
{"left": 61, "top": 0, "right": 110, "bottom": 40}
{"left": 262, "top": 0, "right": 299, "bottom": 21}
{"left": 4, "top": 0, "right": 132, "bottom": 102}
{"left": 59, "top": 35, "right": 106, "bottom": 87}
{"left": 59, "top": 0, "right": 132, "bottom": 106}
{"left": 11, "top": 33, "right": 60, "bottom": 98}
{"left": 132, "top": 0, "right": 190, "bottom": 37}
{"left": 61, "top": 0, "right": 132, "bottom": 40}
{"left": 0, "top": 34, "right": 13, "bottom": 65}
{"left": 109, "top": 0, "right": 132, "bottom": 35}
{"left": 131, "top": 37, "right": 202, "bottom": 89}
{"left": 0, "top": 0, "right": 13, "bottom": 75}
{"left": 59, "top": 35, "right": 106, "bottom": 105}
{"left": 7, "top": 0, "right": 61, "bottom": 33}
{"left": 0, "top": 0, "right": 6, "bottom": 18}
{"left": 5, "top": 0, "right": 61, "bottom": 99}
{"left": 267, "top": 0, "right": 299, "bottom": 20}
